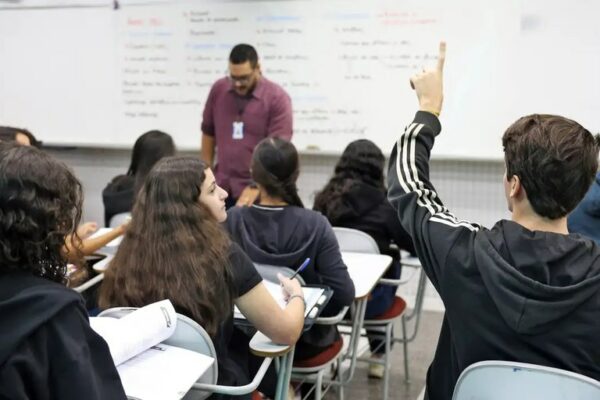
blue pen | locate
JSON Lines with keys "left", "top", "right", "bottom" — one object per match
{"left": 289, "top": 258, "right": 311, "bottom": 280}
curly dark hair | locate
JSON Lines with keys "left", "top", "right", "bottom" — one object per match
{"left": 313, "top": 139, "right": 386, "bottom": 223}
{"left": 503, "top": 114, "right": 600, "bottom": 219}
{"left": 99, "top": 156, "right": 234, "bottom": 337}
{"left": 0, "top": 143, "right": 83, "bottom": 283}
{"left": 251, "top": 138, "right": 304, "bottom": 207}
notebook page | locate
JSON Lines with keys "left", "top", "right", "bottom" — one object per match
{"left": 234, "top": 280, "right": 325, "bottom": 318}
{"left": 117, "top": 344, "right": 214, "bottom": 400}
{"left": 90, "top": 299, "right": 176, "bottom": 365}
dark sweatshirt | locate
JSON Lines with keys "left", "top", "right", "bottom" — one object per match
{"left": 0, "top": 271, "right": 126, "bottom": 399}
{"left": 226, "top": 204, "right": 355, "bottom": 352}
{"left": 316, "top": 182, "right": 414, "bottom": 259}
{"left": 102, "top": 174, "right": 135, "bottom": 227}
{"left": 568, "top": 172, "right": 600, "bottom": 245}
{"left": 387, "top": 111, "right": 600, "bottom": 400}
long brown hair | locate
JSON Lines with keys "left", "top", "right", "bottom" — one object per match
{"left": 99, "top": 156, "right": 234, "bottom": 336}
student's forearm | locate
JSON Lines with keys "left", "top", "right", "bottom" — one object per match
{"left": 65, "top": 226, "right": 126, "bottom": 261}
{"left": 278, "top": 299, "right": 305, "bottom": 344}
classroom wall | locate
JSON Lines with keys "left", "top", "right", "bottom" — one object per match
{"left": 49, "top": 148, "right": 509, "bottom": 312}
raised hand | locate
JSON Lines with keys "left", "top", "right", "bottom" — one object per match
{"left": 410, "top": 41, "right": 446, "bottom": 116}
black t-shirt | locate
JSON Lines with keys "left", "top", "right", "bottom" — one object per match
{"left": 211, "top": 242, "right": 262, "bottom": 398}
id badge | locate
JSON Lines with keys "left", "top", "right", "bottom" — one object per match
{"left": 232, "top": 121, "right": 244, "bottom": 140}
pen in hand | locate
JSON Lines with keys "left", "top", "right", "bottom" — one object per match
{"left": 289, "top": 257, "right": 311, "bottom": 281}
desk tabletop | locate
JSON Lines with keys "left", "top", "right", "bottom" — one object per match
{"left": 341, "top": 252, "right": 392, "bottom": 300}
{"left": 93, "top": 253, "right": 113, "bottom": 272}
{"left": 249, "top": 331, "right": 292, "bottom": 357}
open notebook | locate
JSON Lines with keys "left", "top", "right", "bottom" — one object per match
{"left": 234, "top": 280, "right": 327, "bottom": 319}
{"left": 90, "top": 300, "right": 213, "bottom": 400}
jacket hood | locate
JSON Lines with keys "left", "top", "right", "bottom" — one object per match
{"left": 579, "top": 173, "right": 600, "bottom": 217}
{"left": 474, "top": 220, "right": 600, "bottom": 335}
{"left": 0, "top": 272, "right": 81, "bottom": 364}
{"left": 226, "top": 205, "right": 323, "bottom": 268}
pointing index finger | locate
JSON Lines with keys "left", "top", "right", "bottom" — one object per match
{"left": 437, "top": 41, "right": 446, "bottom": 72}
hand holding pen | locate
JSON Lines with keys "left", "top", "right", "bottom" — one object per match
{"left": 278, "top": 257, "right": 310, "bottom": 302}
{"left": 290, "top": 257, "right": 310, "bottom": 280}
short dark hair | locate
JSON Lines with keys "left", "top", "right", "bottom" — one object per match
{"left": 502, "top": 114, "right": 600, "bottom": 219}
{"left": 0, "top": 126, "right": 41, "bottom": 148}
{"left": 229, "top": 44, "right": 258, "bottom": 68}
{"left": 0, "top": 143, "right": 83, "bottom": 283}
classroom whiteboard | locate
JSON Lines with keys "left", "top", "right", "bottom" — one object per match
{"left": 0, "top": 0, "right": 599, "bottom": 159}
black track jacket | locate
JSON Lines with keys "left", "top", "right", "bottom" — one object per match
{"left": 387, "top": 111, "right": 600, "bottom": 400}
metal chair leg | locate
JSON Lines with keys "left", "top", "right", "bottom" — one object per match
{"left": 337, "top": 359, "right": 344, "bottom": 400}
{"left": 315, "top": 370, "right": 324, "bottom": 399}
{"left": 382, "top": 322, "right": 393, "bottom": 400}
{"left": 402, "top": 315, "right": 410, "bottom": 383}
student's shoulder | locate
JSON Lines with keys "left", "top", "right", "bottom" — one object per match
{"left": 287, "top": 207, "right": 333, "bottom": 233}
{"left": 227, "top": 242, "right": 262, "bottom": 294}
{"left": 225, "top": 205, "right": 250, "bottom": 225}
{"left": 227, "top": 241, "right": 257, "bottom": 271}
{"left": 104, "top": 174, "right": 134, "bottom": 192}
{"left": 0, "top": 272, "right": 80, "bottom": 302}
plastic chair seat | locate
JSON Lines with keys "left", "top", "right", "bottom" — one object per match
{"left": 364, "top": 296, "right": 407, "bottom": 324}
{"left": 293, "top": 338, "right": 344, "bottom": 369}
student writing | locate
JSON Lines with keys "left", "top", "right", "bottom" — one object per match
{"left": 99, "top": 156, "right": 304, "bottom": 400}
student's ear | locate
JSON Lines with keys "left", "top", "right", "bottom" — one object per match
{"left": 509, "top": 175, "right": 523, "bottom": 199}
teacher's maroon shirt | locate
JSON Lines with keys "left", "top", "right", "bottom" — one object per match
{"left": 201, "top": 77, "right": 293, "bottom": 198}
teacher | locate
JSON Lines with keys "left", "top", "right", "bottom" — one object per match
{"left": 200, "top": 43, "right": 293, "bottom": 207}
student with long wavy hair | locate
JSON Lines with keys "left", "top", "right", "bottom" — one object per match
{"left": 0, "top": 143, "right": 126, "bottom": 399}
{"left": 98, "top": 156, "right": 304, "bottom": 398}
{"left": 313, "top": 139, "right": 415, "bottom": 378}
{"left": 102, "top": 130, "right": 175, "bottom": 226}
{"left": 226, "top": 138, "right": 355, "bottom": 364}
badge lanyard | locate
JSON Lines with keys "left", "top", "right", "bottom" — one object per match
{"left": 232, "top": 96, "right": 250, "bottom": 140}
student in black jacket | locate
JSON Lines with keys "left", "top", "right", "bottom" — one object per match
{"left": 102, "top": 130, "right": 175, "bottom": 226}
{"left": 0, "top": 143, "right": 126, "bottom": 399}
{"left": 314, "top": 139, "right": 414, "bottom": 377}
{"left": 387, "top": 42, "right": 600, "bottom": 400}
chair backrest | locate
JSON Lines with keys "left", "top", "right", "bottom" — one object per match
{"left": 109, "top": 212, "right": 131, "bottom": 228}
{"left": 332, "top": 227, "right": 380, "bottom": 254}
{"left": 254, "top": 262, "right": 306, "bottom": 285}
{"left": 98, "top": 307, "right": 218, "bottom": 400}
{"left": 452, "top": 361, "right": 600, "bottom": 400}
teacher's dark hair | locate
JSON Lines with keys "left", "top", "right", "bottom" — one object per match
{"left": 0, "top": 143, "right": 82, "bottom": 283}
{"left": 229, "top": 44, "right": 259, "bottom": 68}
